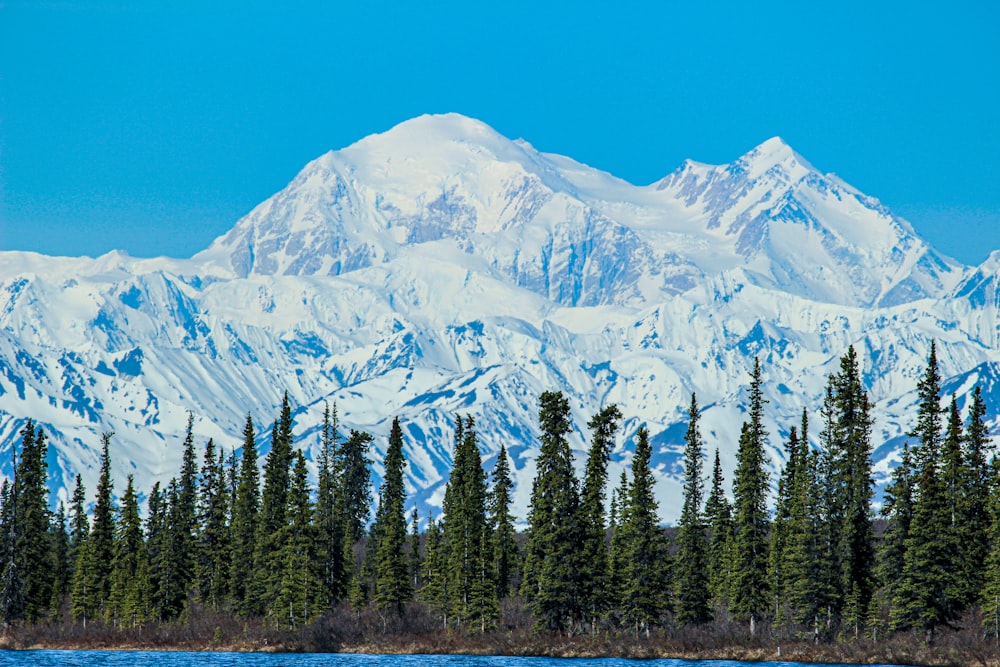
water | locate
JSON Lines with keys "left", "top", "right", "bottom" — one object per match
{"left": 0, "top": 652, "right": 913, "bottom": 667}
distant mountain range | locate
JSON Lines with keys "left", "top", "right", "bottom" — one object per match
{"left": 3, "top": 113, "right": 998, "bottom": 522}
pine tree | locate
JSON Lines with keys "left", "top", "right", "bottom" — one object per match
{"left": 273, "top": 451, "right": 323, "bottom": 628}
{"left": 230, "top": 413, "right": 259, "bottom": 614}
{"left": 607, "top": 469, "right": 630, "bottom": 617}
{"left": 675, "top": 393, "right": 711, "bottom": 625}
{"left": 730, "top": 359, "right": 771, "bottom": 634}
{"left": 372, "top": 417, "right": 412, "bottom": 614}
{"left": 489, "top": 443, "right": 518, "bottom": 600}
{"left": 107, "top": 475, "right": 151, "bottom": 627}
{"left": 1, "top": 432, "right": 25, "bottom": 625}
{"left": 579, "top": 404, "right": 621, "bottom": 631}
{"left": 335, "top": 428, "right": 373, "bottom": 602}
{"left": 981, "top": 454, "right": 1000, "bottom": 641}
{"left": 520, "top": 391, "right": 584, "bottom": 633}
{"left": 704, "top": 448, "right": 733, "bottom": 613}
{"left": 155, "top": 479, "right": 189, "bottom": 619}
{"left": 144, "top": 482, "right": 167, "bottom": 619}
{"left": 875, "top": 444, "right": 913, "bottom": 629}
{"left": 618, "top": 426, "right": 670, "bottom": 636}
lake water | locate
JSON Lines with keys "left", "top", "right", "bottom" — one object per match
{"left": 0, "top": 652, "right": 914, "bottom": 667}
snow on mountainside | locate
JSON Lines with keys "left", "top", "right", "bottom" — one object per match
{"left": 0, "top": 113, "right": 992, "bottom": 522}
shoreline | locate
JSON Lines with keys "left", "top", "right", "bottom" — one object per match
{"left": 1, "top": 633, "right": 989, "bottom": 666}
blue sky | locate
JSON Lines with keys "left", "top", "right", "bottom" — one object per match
{"left": 1, "top": 1, "right": 998, "bottom": 264}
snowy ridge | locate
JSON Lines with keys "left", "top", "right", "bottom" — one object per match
{"left": 0, "top": 114, "right": 992, "bottom": 522}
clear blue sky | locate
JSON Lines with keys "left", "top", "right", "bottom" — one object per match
{"left": 1, "top": 1, "right": 998, "bottom": 264}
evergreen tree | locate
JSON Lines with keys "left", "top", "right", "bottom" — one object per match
{"left": 442, "top": 416, "right": 495, "bottom": 631}
{"left": 252, "top": 396, "right": 295, "bottom": 614}
{"left": 230, "top": 413, "right": 259, "bottom": 613}
{"left": 13, "top": 422, "right": 54, "bottom": 621}
{"left": 607, "top": 469, "right": 630, "bottom": 617}
{"left": 408, "top": 507, "right": 422, "bottom": 594}
{"left": 830, "top": 348, "right": 875, "bottom": 632}
{"left": 891, "top": 343, "right": 958, "bottom": 640}
{"left": 144, "top": 482, "right": 167, "bottom": 619}
{"left": 489, "top": 443, "right": 518, "bottom": 600}
{"left": 981, "top": 453, "right": 1000, "bottom": 640}
{"left": 273, "top": 451, "right": 323, "bottom": 628}
{"left": 107, "top": 475, "right": 151, "bottom": 627}
{"left": 49, "top": 502, "right": 71, "bottom": 610}
{"left": 175, "top": 413, "right": 199, "bottom": 599}
{"left": 336, "top": 428, "right": 373, "bottom": 602}
{"left": 372, "top": 417, "right": 412, "bottom": 614}
{"left": 704, "top": 448, "right": 733, "bottom": 613}
{"left": 875, "top": 444, "right": 913, "bottom": 629}
{"left": 769, "top": 425, "right": 800, "bottom": 626}
{"left": 67, "top": 474, "right": 89, "bottom": 585}
{"left": 963, "top": 387, "right": 991, "bottom": 612}
{"left": 520, "top": 391, "right": 584, "bottom": 633}
{"left": 1, "top": 433, "right": 25, "bottom": 625}
{"left": 730, "top": 359, "right": 771, "bottom": 634}
{"left": 421, "top": 513, "right": 448, "bottom": 625}
{"left": 675, "top": 393, "right": 711, "bottom": 626}
{"left": 196, "top": 440, "right": 230, "bottom": 607}
{"left": 316, "top": 402, "right": 345, "bottom": 606}
{"left": 579, "top": 404, "right": 621, "bottom": 630}
{"left": 618, "top": 426, "right": 670, "bottom": 636}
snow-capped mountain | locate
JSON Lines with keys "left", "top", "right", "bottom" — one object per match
{"left": 0, "top": 113, "right": 993, "bottom": 522}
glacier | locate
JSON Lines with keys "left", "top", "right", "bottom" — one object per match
{"left": 0, "top": 112, "right": 994, "bottom": 523}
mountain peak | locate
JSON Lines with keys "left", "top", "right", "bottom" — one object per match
{"left": 733, "top": 136, "right": 815, "bottom": 179}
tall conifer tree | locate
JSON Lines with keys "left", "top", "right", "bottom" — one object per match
{"left": 675, "top": 393, "right": 711, "bottom": 625}
{"left": 372, "top": 417, "right": 412, "bottom": 614}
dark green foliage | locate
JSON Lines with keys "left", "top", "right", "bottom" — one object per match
{"left": 196, "top": 440, "right": 230, "bottom": 608}
{"left": 521, "top": 391, "right": 583, "bottom": 633}
{"left": 175, "top": 413, "right": 199, "bottom": 598}
{"left": 76, "top": 433, "right": 116, "bottom": 621}
{"left": 675, "top": 393, "right": 711, "bottom": 626}
{"left": 420, "top": 512, "right": 448, "bottom": 621}
{"left": 876, "top": 443, "right": 913, "bottom": 622}
{"left": 230, "top": 413, "right": 259, "bottom": 613}
{"left": 11, "top": 422, "right": 54, "bottom": 622}
{"left": 704, "top": 448, "right": 733, "bottom": 612}
{"left": 489, "top": 443, "right": 518, "bottom": 599}
{"left": 891, "top": 343, "right": 960, "bottom": 638}
{"left": 372, "top": 417, "right": 412, "bottom": 614}
{"left": 316, "top": 402, "right": 345, "bottom": 606}
{"left": 617, "top": 426, "right": 670, "bottom": 635}
{"left": 108, "top": 475, "right": 151, "bottom": 627}
{"left": 408, "top": 506, "right": 421, "bottom": 594}
{"left": 442, "top": 415, "right": 496, "bottom": 631}
{"left": 337, "top": 429, "right": 374, "bottom": 546}
{"left": 579, "top": 404, "right": 621, "bottom": 629}
{"left": 49, "top": 502, "right": 71, "bottom": 609}
{"left": 730, "top": 360, "right": 771, "bottom": 631}
{"left": 274, "top": 451, "right": 323, "bottom": 628}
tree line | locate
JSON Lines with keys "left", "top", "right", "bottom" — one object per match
{"left": 1, "top": 343, "right": 999, "bottom": 645}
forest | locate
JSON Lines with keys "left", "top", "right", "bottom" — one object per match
{"left": 1, "top": 341, "right": 999, "bottom": 661}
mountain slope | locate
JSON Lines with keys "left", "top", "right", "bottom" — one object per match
{"left": 0, "top": 114, "right": 990, "bottom": 522}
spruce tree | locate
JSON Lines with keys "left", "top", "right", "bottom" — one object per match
{"left": 13, "top": 422, "right": 54, "bottom": 621}
{"left": 196, "top": 440, "right": 230, "bottom": 607}
{"left": 421, "top": 513, "right": 449, "bottom": 625}
{"left": 49, "top": 502, "right": 71, "bottom": 610}
{"left": 579, "top": 404, "right": 621, "bottom": 630}
{"left": 67, "top": 474, "right": 89, "bottom": 585}
{"left": 675, "top": 393, "right": 711, "bottom": 625}
{"left": 704, "top": 448, "right": 733, "bottom": 613}
{"left": 175, "top": 413, "right": 199, "bottom": 599}
{"left": 520, "top": 391, "right": 584, "bottom": 633}
{"left": 730, "top": 359, "right": 771, "bottom": 634}
{"left": 408, "top": 507, "right": 422, "bottom": 594}
{"left": 891, "top": 343, "right": 958, "bottom": 640}
{"left": 489, "top": 443, "right": 518, "bottom": 599}
{"left": 316, "top": 402, "right": 345, "bottom": 606}
{"left": 274, "top": 451, "right": 323, "bottom": 628}
{"left": 875, "top": 443, "right": 913, "bottom": 629}
{"left": 769, "top": 425, "right": 799, "bottom": 626}
{"left": 335, "top": 428, "right": 373, "bottom": 601}
{"left": 372, "top": 417, "right": 412, "bottom": 614}
{"left": 442, "top": 416, "right": 495, "bottom": 631}
{"left": 230, "top": 413, "right": 259, "bottom": 613}
{"left": 963, "top": 387, "right": 991, "bottom": 612}
{"left": 107, "top": 475, "right": 151, "bottom": 627}
{"left": 144, "top": 482, "right": 167, "bottom": 619}
{"left": 618, "top": 426, "right": 670, "bottom": 636}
